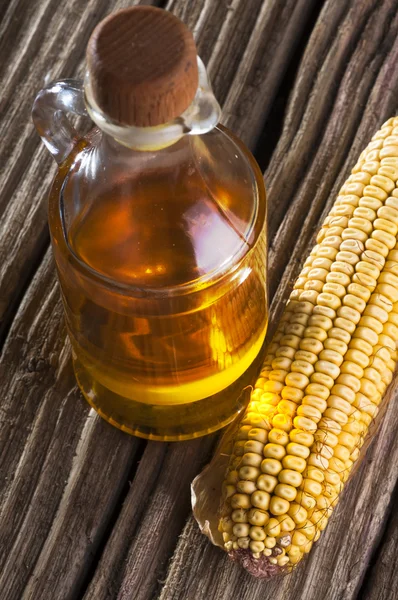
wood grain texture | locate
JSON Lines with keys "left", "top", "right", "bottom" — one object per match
{"left": 266, "top": 0, "right": 398, "bottom": 283}
{"left": 82, "top": 440, "right": 217, "bottom": 600}
{"left": 361, "top": 487, "right": 398, "bottom": 600}
{"left": 0, "top": 252, "right": 142, "bottom": 600}
{"left": 1, "top": 0, "right": 398, "bottom": 598}
{"left": 220, "top": 0, "right": 319, "bottom": 147}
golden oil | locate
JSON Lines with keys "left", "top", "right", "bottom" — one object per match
{"left": 49, "top": 133, "right": 267, "bottom": 440}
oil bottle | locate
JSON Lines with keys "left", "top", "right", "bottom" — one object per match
{"left": 32, "top": 6, "right": 268, "bottom": 440}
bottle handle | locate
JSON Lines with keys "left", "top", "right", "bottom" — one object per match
{"left": 32, "top": 79, "right": 88, "bottom": 164}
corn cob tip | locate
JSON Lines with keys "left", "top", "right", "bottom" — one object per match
{"left": 229, "top": 548, "right": 288, "bottom": 579}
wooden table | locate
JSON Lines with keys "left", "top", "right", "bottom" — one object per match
{"left": 1, "top": 0, "right": 398, "bottom": 598}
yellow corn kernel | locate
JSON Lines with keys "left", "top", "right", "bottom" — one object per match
{"left": 278, "top": 469, "right": 303, "bottom": 487}
{"left": 314, "top": 428, "right": 339, "bottom": 447}
{"left": 292, "top": 531, "right": 308, "bottom": 547}
{"left": 266, "top": 518, "right": 281, "bottom": 537}
{"left": 237, "top": 537, "right": 250, "bottom": 549}
{"left": 289, "top": 429, "right": 315, "bottom": 447}
{"left": 301, "top": 478, "right": 323, "bottom": 498}
{"left": 244, "top": 440, "right": 265, "bottom": 455}
{"left": 295, "top": 490, "right": 317, "bottom": 510}
{"left": 310, "top": 510, "right": 329, "bottom": 531}
{"left": 220, "top": 517, "right": 234, "bottom": 533}
{"left": 274, "top": 483, "right": 297, "bottom": 502}
{"left": 316, "top": 495, "right": 332, "bottom": 510}
{"left": 251, "top": 491, "right": 271, "bottom": 511}
{"left": 286, "top": 442, "right": 311, "bottom": 459}
{"left": 278, "top": 399, "right": 298, "bottom": 416}
{"left": 233, "top": 523, "right": 250, "bottom": 537}
{"left": 289, "top": 552, "right": 303, "bottom": 565}
{"left": 272, "top": 413, "right": 293, "bottom": 432}
{"left": 288, "top": 503, "right": 308, "bottom": 525}
{"left": 300, "top": 520, "right": 316, "bottom": 540}
{"left": 333, "top": 444, "right": 351, "bottom": 462}
{"left": 303, "top": 466, "right": 325, "bottom": 483}
{"left": 230, "top": 493, "right": 251, "bottom": 510}
{"left": 312, "top": 442, "right": 333, "bottom": 460}
{"left": 264, "top": 536, "right": 277, "bottom": 549}
{"left": 302, "top": 395, "right": 328, "bottom": 413}
{"left": 238, "top": 466, "right": 260, "bottom": 481}
{"left": 249, "top": 525, "right": 266, "bottom": 541}
{"left": 237, "top": 480, "right": 257, "bottom": 494}
{"left": 287, "top": 542, "right": 302, "bottom": 557}
{"left": 226, "top": 470, "right": 239, "bottom": 485}
{"left": 241, "top": 452, "right": 263, "bottom": 468}
{"left": 282, "top": 454, "right": 307, "bottom": 473}
{"left": 236, "top": 426, "right": 252, "bottom": 440}
{"left": 327, "top": 396, "right": 353, "bottom": 415}
{"left": 263, "top": 443, "right": 286, "bottom": 461}
{"left": 250, "top": 540, "right": 265, "bottom": 553}
{"left": 257, "top": 474, "right": 278, "bottom": 493}
{"left": 224, "top": 484, "right": 236, "bottom": 499}
{"left": 278, "top": 555, "right": 290, "bottom": 567}
{"left": 278, "top": 514, "right": 296, "bottom": 531}
{"left": 247, "top": 508, "right": 269, "bottom": 527}
{"left": 297, "top": 404, "right": 322, "bottom": 422}
{"left": 270, "top": 496, "right": 290, "bottom": 516}
{"left": 261, "top": 458, "right": 283, "bottom": 476}
{"left": 268, "top": 428, "right": 289, "bottom": 446}
{"left": 307, "top": 453, "right": 329, "bottom": 470}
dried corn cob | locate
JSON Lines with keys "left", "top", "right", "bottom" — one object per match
{"left": 214, "top": 117, "right": 398, "bottom": 577}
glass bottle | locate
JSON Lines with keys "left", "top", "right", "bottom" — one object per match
{"left": 32, "top": 6, "right": 267, "bottom": 441}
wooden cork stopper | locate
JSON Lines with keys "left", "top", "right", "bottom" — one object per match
{"left": 86, "top": 7, "right": 198, "bottom": 127}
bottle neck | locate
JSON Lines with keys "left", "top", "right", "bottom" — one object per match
{"left": 84, "top": 56, "right": 222, "bottom": 152}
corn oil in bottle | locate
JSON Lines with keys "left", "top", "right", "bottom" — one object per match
{"left": 32, "top": 7, "right": 268, "bottom": 440}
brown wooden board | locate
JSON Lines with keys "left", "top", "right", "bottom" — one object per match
{"left": 0, "top": 0, "right": 398, "bottom": 598}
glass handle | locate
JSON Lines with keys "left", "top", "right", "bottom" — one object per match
{"left": 32, "top": 79, "right": 88, "bottom": 164}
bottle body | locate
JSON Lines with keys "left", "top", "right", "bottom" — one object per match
{"left": 49, "top": 126, "right": 267, "bottom": 440}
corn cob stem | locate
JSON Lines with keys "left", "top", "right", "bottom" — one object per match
{"left": 219, "top": 117, "right": 398, "bottom": 577}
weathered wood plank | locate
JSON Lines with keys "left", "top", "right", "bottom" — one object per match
{"left": 0, "top": 0, "right": 105, "bottom": 342}
{"left": 170, "top": 0, "right": 321, "bottom": 145}
{"left": 266, "top": 0, "right": 398, "bottom": 286}
{"left": 117, "top": 438, "right": 215, "bottom": 600}
{"left": 83, "top": 436, "right": 217, "bottom": 600}
{"left": 81, "top": 442, "right": 169, "bottom": 599}
{"left": 157, "top": 0, "right": 398, "bottom": 598}
{"left": 220, "top": 0, "right": 319, "bottom": 147}
{"left": 267, "top": 0, "right": 398, "bottom": 325}
{"left": 361, "top": 489, "right": 398, "bottom": 600}
{"left": 0, "top": 252, "right": 142, "bottom": 600}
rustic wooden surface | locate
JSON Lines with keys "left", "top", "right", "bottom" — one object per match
{"left": 1, "top": 0, "right": 398, "bottom": 599}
